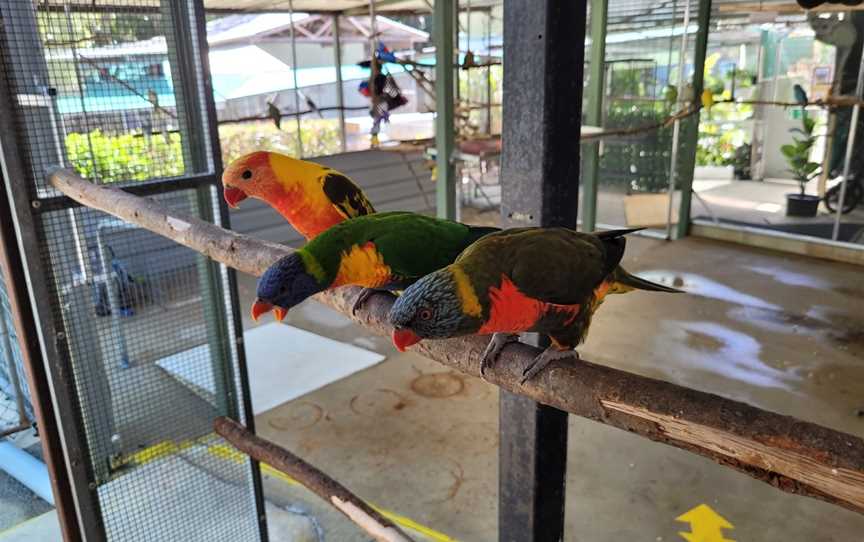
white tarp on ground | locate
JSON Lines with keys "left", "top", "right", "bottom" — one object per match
{"left": 157, "top": 323, "right": 385, "bottom": 415}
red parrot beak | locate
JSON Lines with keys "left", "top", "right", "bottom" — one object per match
{"left": 251, "top": 299, "right": 288, "bottom": 322}
{"left": 251, "top": 300, "right": 272, "bottom": 321}
{"left": 392, "top": 328, "right": 422, "bottom": 352}
{"left": 223, "top": 186, "right": 248, "bottom": 208}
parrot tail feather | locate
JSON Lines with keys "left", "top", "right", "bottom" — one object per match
{"left": 611, "top": 267, "right": 683, "bottom": 294}
{"left": 592, "top": 227, "right": 644, "bottom": 239}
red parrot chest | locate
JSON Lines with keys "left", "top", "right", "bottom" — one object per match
{"left": 478, "top": 275, "right": 582, "bottom": 334}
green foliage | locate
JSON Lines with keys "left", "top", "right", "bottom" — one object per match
{"left": 218, "top": 120, "right": 343, "bottom": 164}
{"left": 38, "top": 12, "right": 160, "bottom": 47}
{"left": 65, "top": 120, "right": 345, "bottom": 184}
{"left": 597, "top": 100, "right": 674, "bottom": 193}
{"left": 66, "top": 130, "right": 184, "bottom": 182}
{"left": 458, "top": 65, "right": 503, "bottom": 134}
{"left": 781, "top": 112, "right": 821, "bottom": 195}
{"left": 696, "top": 126, "right": 747, "bottom": 168}
{"left": 609, "top": 68, "right": 644, "bottom": 97}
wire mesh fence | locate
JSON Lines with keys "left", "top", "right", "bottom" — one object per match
{"left": 0, "top": 0, "right": 264, "bottom": 539}
{"left": 210, "top": 11, "right": 435, "bottom": 158}
{"left": 0, "top": 268, "right": 33, "bottom": 437}
{"left": 577, "top": 0, "right": 702, "bottom": 233}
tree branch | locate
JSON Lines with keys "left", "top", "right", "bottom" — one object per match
{"left": 49, "top": 168, "right": 864, "bottom": 516}
{"left": 214, "top": 417, "right": 414, "bottom": 542}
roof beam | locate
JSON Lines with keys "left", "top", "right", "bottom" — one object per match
{"left": 346, "top": 16, "right": 371, "bottom": 37}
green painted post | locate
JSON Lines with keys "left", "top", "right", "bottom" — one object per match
{"left": 676, "top": 0, "right": 713, "bottom": 238}
{"left": 435, "top": 0, "right": 457, "bottom": 219}
{"left": 582, "top": 0, "right": 608, "bottom": 232}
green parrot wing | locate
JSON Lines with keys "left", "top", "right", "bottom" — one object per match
{"left": 462, "top": 228, "right": 609, "bottom": 305}
{"left": 510, "top": 230, "right": 609, "bottom": 305}
{"left": 371, "top": 214, "right": 486, "bottom": 279}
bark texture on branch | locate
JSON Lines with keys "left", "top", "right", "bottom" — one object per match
{"left": 215, "top": 417, "right": 414, "bottom": 542}
{"left": 50, "top": 168, "right": 864, "bottom": 516}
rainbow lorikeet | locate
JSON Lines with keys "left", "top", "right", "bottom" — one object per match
{"left": 222, "top": 151, "right": 375, "bottom": 240}
{"left": 388, "top": 228, "right": 682, "bottom": 383}
{"left": 251, "top": 211, "right": 499, "bottom": 321}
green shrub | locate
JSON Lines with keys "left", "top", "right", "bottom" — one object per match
{"left": 218, "top": 120, "right": 342, "bottom": 164}
{"left": 597, "top": 100, "right": 674, "bottom": 193}
{"left": 66, "top": 130, "right": 185, "bottom": 182}
{"left": 64, "top": 120, "right": 344, "bottom": 184}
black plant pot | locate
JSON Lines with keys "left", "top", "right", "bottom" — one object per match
{"left": 786, "top": 193, "right": 820, "bottom": 217}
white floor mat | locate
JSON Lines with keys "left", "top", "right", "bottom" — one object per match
{"left": 158, "top": 323, "right": 385, "bottom": 415}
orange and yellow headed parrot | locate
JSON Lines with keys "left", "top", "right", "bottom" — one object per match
{"left": 222, "top": 151, "right": 375, "bottom": 240}
{"left": 388, "top": 228, "right": 682, "bottom": 383}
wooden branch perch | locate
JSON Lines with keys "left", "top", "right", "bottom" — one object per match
{"left": 214, "top": 417, "right": 414, "bottom": 542}
{"left": 50, "top": 168, "right": 864, "bottom": 516}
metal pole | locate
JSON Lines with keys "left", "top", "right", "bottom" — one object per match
{"left": 772, "top": 33, "right": 784, "bottom": 103}
{"left": 665, "top": 0, "right": 691, "bottom": 240}
{"left": 333, "top": 14, "right": 347, "bottom": 153}
{"left": 435, "top": 0, "right": 457, "bottom": 219}
{"left": 666, "top": 0, "right": 678, "bottom": 84}
{"left": 675, "top": 0, "right": 713, "bottom": 239}
{"left": 582, "top": 0, "right": 609, "bottom": 232}
{"left": 832, "top": 40, "right": 864, "bottom": 241}
{"left": 485, "top": 10, "right": 492, "bottom": 135}
{"left": 189, "top": 0, "right": 269, "bottom": 536}
{"left": 464, "top": 0, "right": 471, "bottom": 111}
{"left": 0, "top": 3, "right": 104, "bottom": 537}
{"left": 755, "top": 31, "right": 784, "bottom": 181}
{"left": 288, "top": 0, "right": 304, "bottom": 157}
{"left": 500, "top": 1, "right": 587, "bottom": 539}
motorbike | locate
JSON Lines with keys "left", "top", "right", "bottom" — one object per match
{"left": 824, "top": 175, "right": 863, "bottom": 214}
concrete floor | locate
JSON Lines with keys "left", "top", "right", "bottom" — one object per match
{"left": 691, "top": 179, "right": 864, "bottom": 233}
{"left": 234, "top": 222, "right": 864, "bottom": 541}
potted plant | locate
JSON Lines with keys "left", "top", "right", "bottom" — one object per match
{"left": 781, "top": 112, "right": 822, "bottom": 217}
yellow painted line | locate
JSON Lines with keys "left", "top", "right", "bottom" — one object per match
{"left": 130, "top": 438, "right": 458, "bottom": 542}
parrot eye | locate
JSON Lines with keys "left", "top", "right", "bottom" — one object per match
{"left": 418, "top": 308, "right": 432, "bottom": 321}
{"left": 241, "top": 169, "right": 253, "bottom": 180}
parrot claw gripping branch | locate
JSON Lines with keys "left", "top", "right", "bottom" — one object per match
{"left": 51, "top": 168, "right": 864, "bottom": 520}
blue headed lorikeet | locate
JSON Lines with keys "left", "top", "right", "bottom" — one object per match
{"left": 251, "top": 211, "right": 499, "bottom": 321}
{"left": 222, "top": 151, "right": 375, "bottom": 240}
{"left": 388, "top": 228, "right": 682, "bottom": 383}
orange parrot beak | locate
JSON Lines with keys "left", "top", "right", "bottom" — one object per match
{"left": 251, "top": 299, "right": 287, "bottom": 322}
{"left": 223, "top": 186, "right": 248, "bottom": 208}
{"left": 392, "top": 328, "right": 422, "bottom": 352}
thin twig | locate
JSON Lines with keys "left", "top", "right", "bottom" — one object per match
{"left": 218, "top": 105, "right": 369, "bottom": 126}
{"left": 580, "top": 104, "right": 701, "bottom": 141}
{"left": 214, "top": 417, "right": 415, "bottom": 542}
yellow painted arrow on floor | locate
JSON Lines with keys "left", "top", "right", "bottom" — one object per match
{"left": 676, "top": 504, "right": 736, "bottom": 542}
